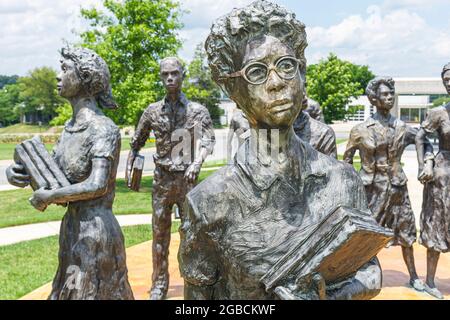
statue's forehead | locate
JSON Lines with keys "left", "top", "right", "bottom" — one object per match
{"left": 160, "top": 60, "right": 182, "bottom": 72}
{"left": 378, "top": 84, "right": 394, "bottom": 93}
{"left": 243, "top": 36, "right": 293, "bottom": 64}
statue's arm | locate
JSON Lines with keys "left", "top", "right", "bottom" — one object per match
{"left": 130, "top": 107, "right": 153, "bottom": 153}
{"left": 47, "top": 157, "right": 110, "bottom": 204}
{"left": 343, "top": 128, "right": 358, "bottom": 164}
{"left": 178, "top": 197, "right": 218, "bottom": 300}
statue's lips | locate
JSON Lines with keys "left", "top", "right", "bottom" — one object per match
{"left": 269, "top": 99, "right": 292, "bottom": 113}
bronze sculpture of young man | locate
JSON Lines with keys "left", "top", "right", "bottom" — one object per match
{"left": 126, "top": 57, "right": 215, "bottom": 300}
{"left": 7, "top": 47, "right": 134, "bottom": 300}
{"left": 178, "top": 0, "right": 392, "bottom": 300}
{"left": 344, "top": 77, "right": 434, "bottom": 294}
{"left": 415, "top": 63, "right": 450, "bottom": 299}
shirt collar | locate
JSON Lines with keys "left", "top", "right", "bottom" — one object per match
{"left": 366, "top": 113, "right": 396, "bottom": 128}
{"left": 235, "top": 132, "right": 324, "bottom": 191}
{"left": 163, "top": 92, "right": 189, "bottom": 108}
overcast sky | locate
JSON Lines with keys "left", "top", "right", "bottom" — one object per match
{"left": 1, "top": 0, "right": 450, "bottom": 77}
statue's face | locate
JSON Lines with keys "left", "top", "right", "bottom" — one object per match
{"left": 232, "top": 36, "right": 304, "bottom": 129}
{"left": 443, "top": 70, "right": 450, "bottom": 95}
{"left": 160, "top": 60, "right": 183, "bottom": 94}
{"left": 375, "top": 83, "right": 395, "bottom": 111}
{"left": 56, "top": 59, "right": 83, "bottom": 99}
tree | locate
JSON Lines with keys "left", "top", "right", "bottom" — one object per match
{"left": 432, "top": 96, "right": 450, "bottom": 108}
{"left": 184, "top": 43, "right": 223, "bottom": 126}
{"left": 0, "top": 84, "right": 21, "bottom": 126}
{"left": 78, "top": 0, "right": 183, "bottom": 125}
{"left": 307, "top": 54, "right": 374, "bottom": 124}
{"left": 0, "top": 75, "right": 19, "bottom": 90}
{"left": 17, "top": 67, "right": 66, "bottom": 123}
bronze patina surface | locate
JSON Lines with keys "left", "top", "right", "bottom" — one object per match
{"left": 178, "top": 0, "right": 392, "bottom": 300}
{"left": 125, "top": 57, "right": 215, "bottom": 300}
{"left": 7, "top": 47, "right": 134, "bottom": 300}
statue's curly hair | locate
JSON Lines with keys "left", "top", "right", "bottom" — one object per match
{"left": 366, "top": 76, "right": 395, "bottom": 103}
{"left": 60, "top": 47, "right": 117, "bottom": 109}
{"left": 442, "top": 62, "right": 450, "bottom": 78}
{"left": 205, "top": 0, "right": 307, "bottom": 95}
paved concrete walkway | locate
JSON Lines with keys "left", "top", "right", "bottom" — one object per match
{"left": 21, "top": 233, "right": 450, "bottom": 300}
{"left": 0, "top": 214, "right": 152, "bottom": 246}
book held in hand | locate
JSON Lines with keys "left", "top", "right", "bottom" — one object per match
{"left": 261, "top": 206, "right": 393, "bottom": 293}
{"left": 14, "top": 136, "right": 71, "bottom": 191}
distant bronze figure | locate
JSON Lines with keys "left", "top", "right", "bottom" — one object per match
{"left": 227, "top": 109, "right": 250, "bottom": 159}
{"left": 179, "top": 0, "right": 392, "bottom": 300}
{"left": 293, "top": 108, "right": 337, "bottom": 158}
{"left": 125, "top": 57, "right": 215, "bottom": 300}
{"left": 344, "top": 76, "right": 434, "bottom": 293}
{"left": 415, "top": 63, "right": 450, "bottom": 299}
{"left": 6, "top": 47, "right": 134, "bottom": 300}
{"left": 303, "top": 96, "right": 325, "bottom": 123}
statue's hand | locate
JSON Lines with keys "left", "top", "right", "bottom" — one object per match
{"left": 125, "top": 150, "right": 137, "bottom": 188}
{"left": 274, "top": 273, "right": 327, "bottom": 300}
{"left": 6, "top": 163, "right": 30, "bottom": 188}
{"left": 418, "top": 162, "right": 434, "bottom": 184}
{"left": 185, "top": 161, "right": 202, "bottom": 183}
{"left": 29, "top": 188, "right": 53, "bottom": 212}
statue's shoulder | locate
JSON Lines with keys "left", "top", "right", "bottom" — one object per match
{"left": 186, "top": 165, "right": 240, "bottom": 224}
{"left": 309, "top": 116, "right": 335, "bottom": 137}
{"left": 92, "top": 114, "right": 120, "bottom": 136}
{"left": 187, "top": 100, "right": 209, "bottom": 114}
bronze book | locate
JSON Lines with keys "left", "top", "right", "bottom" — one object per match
{"left": 130, "top": 154, "right": 145, "bottom": 192}
{"left": 261, "top": 206, "right": 393, "bottom": 292}
{"left": 14, "top": 136, "right": 71, "bottom": 191}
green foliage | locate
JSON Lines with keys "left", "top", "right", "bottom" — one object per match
{"left": 17, "top": 67, "right": 66, "bottom": 122}
{"left": 184, "top": 43, "right": 223, "bottom": 126}
{"left": 0, "top": 84, "right": 21, "bottom": 126}
{"left": 432, "top": 96, "right": 450, "bottom": 107}
{"left": 50, "top": 103, "right": 72, "bottom": 126}
{"left": 78, "top": 0, "right": 183, "bottom": 125}
{"left": 307, "top": 54, "right": 374, "bottom": 124}
{"left": 0, "top": 75, "right": 18, "bottom": 90}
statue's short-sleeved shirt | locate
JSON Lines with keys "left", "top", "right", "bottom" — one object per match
{"left": 178, "top": 136, "right": 370, "bottom": 299}
{"left": 53, "top": 110, "right": 121, "bottom": 208}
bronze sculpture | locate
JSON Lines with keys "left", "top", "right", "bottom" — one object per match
{"left": 415, "top": 63, "right": 450, "bottom": 299}
{"left": 179, "top": 0, "right": 392, "bottom": 300}
{"left": 125, "top": 57, "right": 215, "bottom": 300}
{"left": 293, "top": 109, "right": 337, "bottom": 158}
{"left": 344, "top": 77, "right": 434, "bottom": 294}
{"left": 228, "top": 102, "right": 336, "bottom": 159}
{"left": 303, "top": 96, "right": 325, "bottom": 123}
{"left": 227, "top": 109, "right": 250, "bottom": 159}
{"left": 6, "top": 47, "right": 134, "bottom": 300}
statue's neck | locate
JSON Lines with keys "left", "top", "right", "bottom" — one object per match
{"left": 69, "top": 96, "right": 100, "bottom": 123}
{"left": 251, "top": 126, "right": 296, "bottom": 170}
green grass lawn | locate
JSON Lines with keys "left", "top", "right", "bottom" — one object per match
{"left": 0, "top": 124, "right": 53, "bottom": 134}
{"left": 0, "top": 223, "right": 179, "bottom": 300}
{"left": 0, "top": 171, "right": 215, "bottom": 229}
{"left": 336, "top": 138, "right": 347, "bottom": 145}
{"left": 0, "top": 143, "right": 54, "bottom": 161}
{"left": 0, "top": 138, "right": 154, "bottom": 160}
{"left": 120, "top": 137, "right": 155, "bottom": 151}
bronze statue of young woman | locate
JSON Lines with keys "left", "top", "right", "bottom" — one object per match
{"left": 415, "top": 63, "right": 450, "bottom": 299}
{"left": 178, "top": 0, "right": 390, "bottom": 300}
{"left": 6, "top": 47, "right": 134, "bottom": 300}
{"left": 344, "top": 77, "right": 433, "bottom": 294}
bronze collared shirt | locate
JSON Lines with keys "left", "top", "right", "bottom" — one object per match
{"left": 131, "top": 93, "right": 215, "bottom": 171}
{"left": 343, "top": 113, "right": 433, "bottom": 186}
{"left": 179, "top": 135, "right": 371, "bottom": 299}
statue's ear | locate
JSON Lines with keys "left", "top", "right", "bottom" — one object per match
{"left": 80, "top": 70, "right": 92, "bottom": 84}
